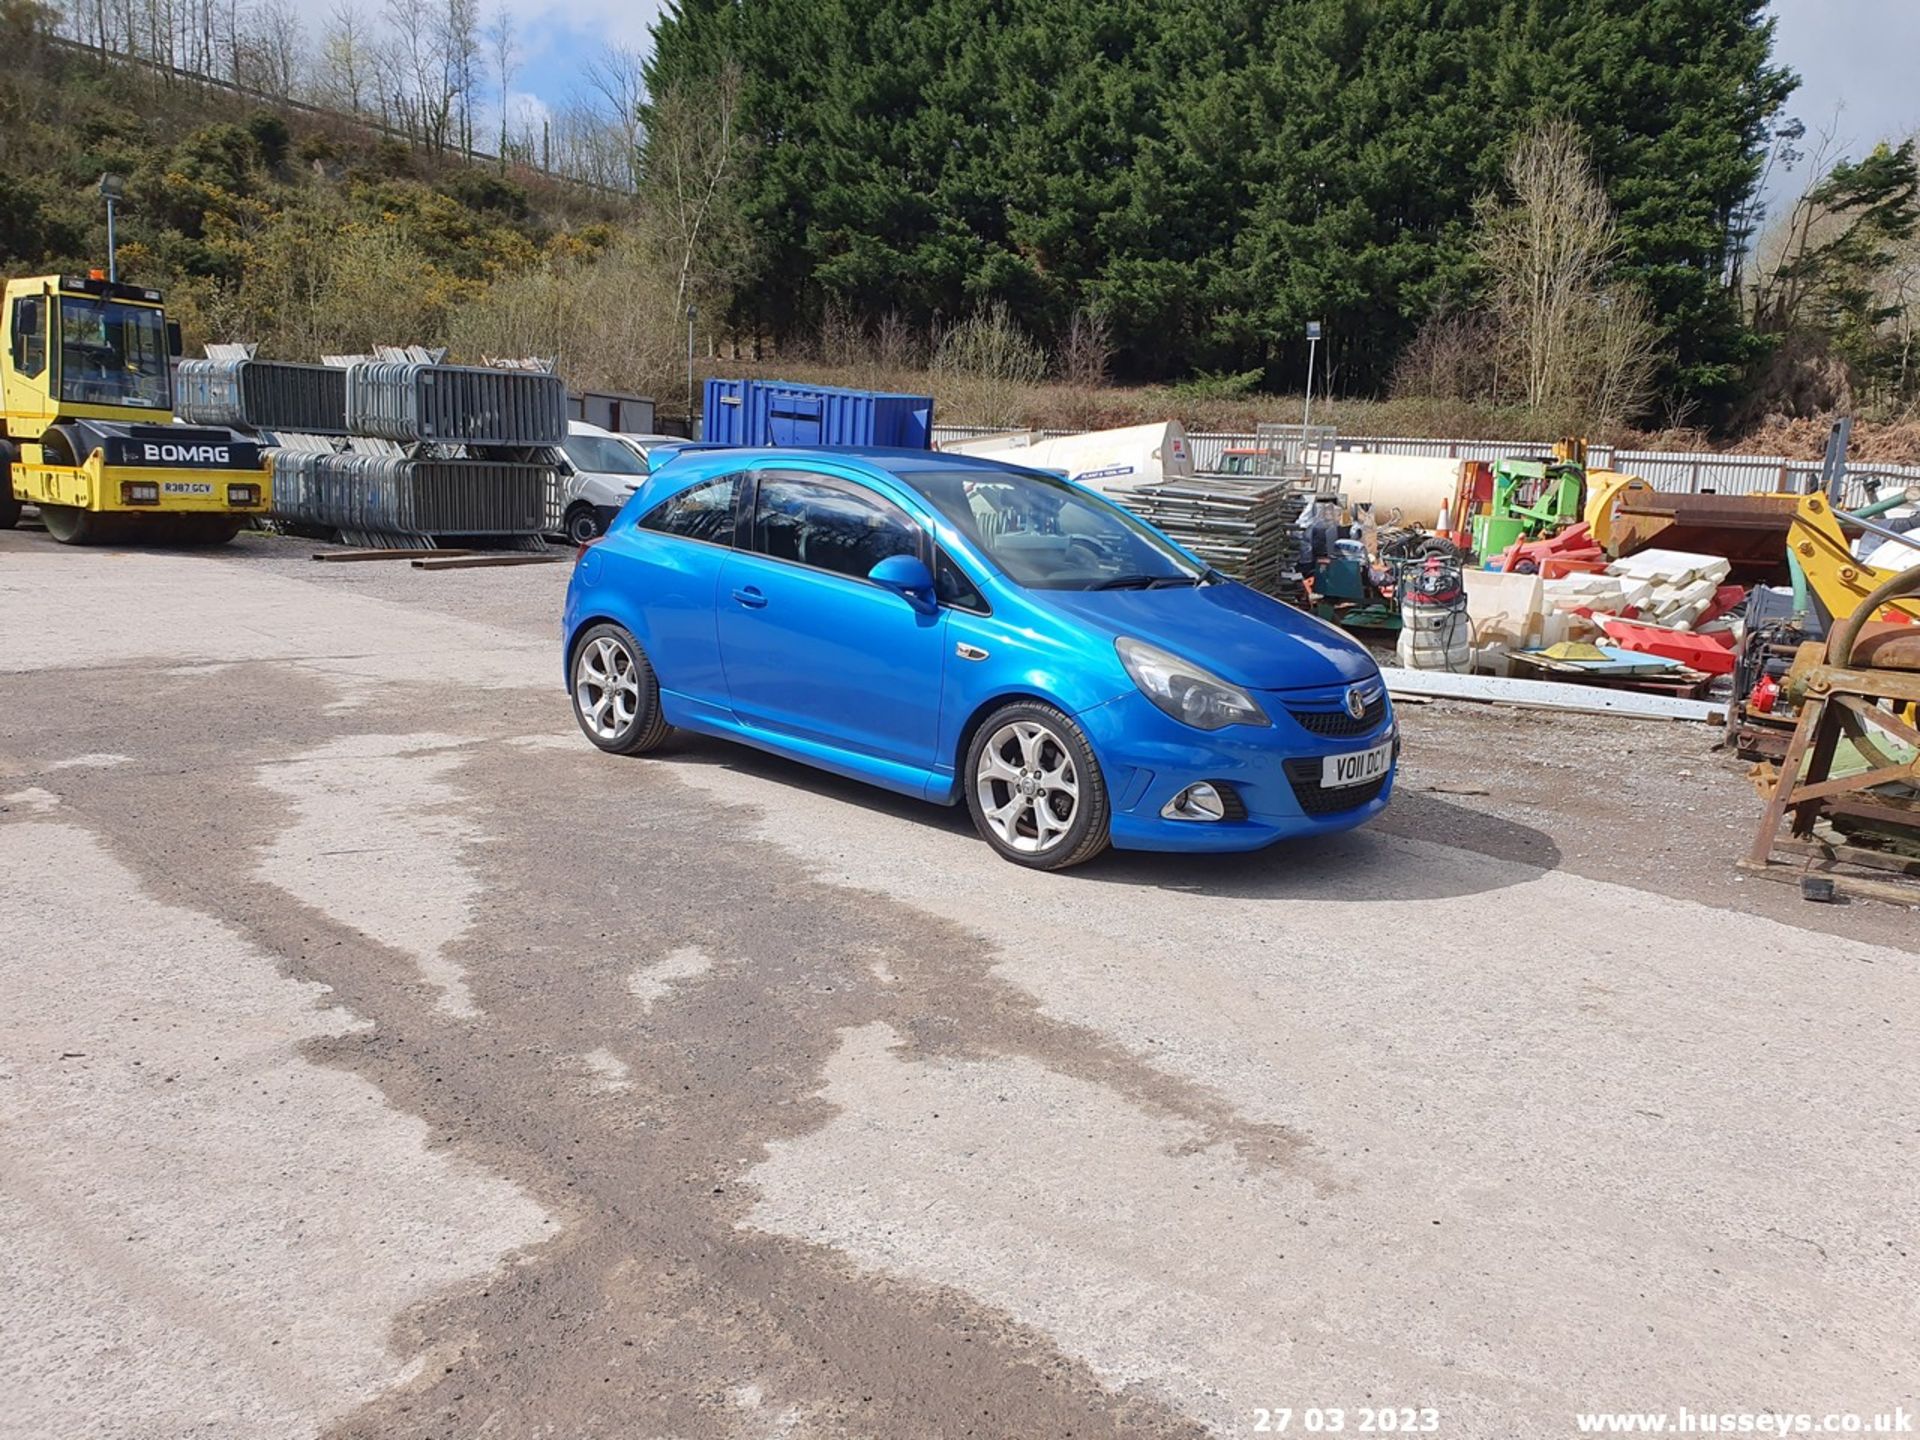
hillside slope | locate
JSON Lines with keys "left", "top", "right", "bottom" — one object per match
{"left": 0, "top": 16, "right": 626, "bottom": 366}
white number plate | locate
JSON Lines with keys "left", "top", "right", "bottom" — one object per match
{"left": 1322, "top": 739, "right": 1392, "bottom": 789}
{"left": 161, "top": 481, "right": 214, "bottom": 495}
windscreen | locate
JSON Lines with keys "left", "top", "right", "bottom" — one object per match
{"left": 902, "top": 466, "right": 1205, "bottom": 591}
{"left": 562, "top": 433, "right": 647, "bottom": 475}
{"left": 58, "top": 297, "right": 170, "bottom": 409}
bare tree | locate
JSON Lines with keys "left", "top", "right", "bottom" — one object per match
{"left": 1581, "top": 286, "right": 1663, "bottom": 433}
{"left": 1473, "top": 119, "right": 1663, "bottom": 426}
{"left": 321, "top": 0, "right": 371, "bottom": 113}
{"left": 583, "top": 43, "right": 644, "bottom": 181}
{"left": 1058, "top": 304, "right": 1113, "bottom": 389}
{"left": 235, "top": 0, "right": 304, "bottom": 97}
{"left": 439, "top": 0, "right": 479, "bottom": 154}
{"left": 932, "top": 302, "right": 1047, "bottom": 426}
{"left": 484, "top": 2, "right": 514, "bottom": 163}
{"left": 643, "top": 62, "right": 748, "bottom": 317}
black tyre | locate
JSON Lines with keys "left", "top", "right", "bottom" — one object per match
{"left": 169, "top": 516, "right": 243, "bottom": 547}
{"left": 0, "top": 441, "right": 19, "bottom": 530}
{"left": 964, "top": 700, "right": 1111, "bottom": 870}
{"left": 570, "top": 622, "right": 672, "bottom": 755}
{"left": 565, "top": 504, "right": 605, "bottom": 546}
{"left": 39, "top": 503, "right": 111, "bottom": 545}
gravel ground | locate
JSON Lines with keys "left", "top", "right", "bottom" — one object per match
{"left": 2, "top": 524, "right": 1914, "bottom": 1440}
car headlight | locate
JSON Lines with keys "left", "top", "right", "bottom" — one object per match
{"left": 1115, "top": 637, "right": 1269, "bottom": 731}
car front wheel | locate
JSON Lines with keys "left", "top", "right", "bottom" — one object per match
{"left": 965, "top": 701, "right": 1110, "bottom": 870}
{"left": 570, "top": 622, "right": 671, "bottom": 755}
{"left": 565, "top": 504, "right": 605, "bottom": 546}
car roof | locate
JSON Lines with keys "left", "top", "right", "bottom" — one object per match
{"left": 658, "top": 444, "right": 1054, "bottom": 487}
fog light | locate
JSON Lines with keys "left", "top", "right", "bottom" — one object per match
{"left": 227, "top": 484, "right": 259, "bottom": 506}
{"left": 120, "top": 481, "right": 159, "bottom": 505}
{"left": 1162, "top": 782, "right": 1228, "bottom": 821}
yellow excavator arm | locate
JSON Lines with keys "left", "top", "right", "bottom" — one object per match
{"left": 1790, "top": 493, "right": 1920, "bottom": 627}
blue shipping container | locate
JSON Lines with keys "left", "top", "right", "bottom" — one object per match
{"left": 701, "top": 379, "right": 935, "bottom": 449}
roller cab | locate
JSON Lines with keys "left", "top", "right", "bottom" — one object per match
{"left": 0, "top": 273, "right": 270, "bottom": 544}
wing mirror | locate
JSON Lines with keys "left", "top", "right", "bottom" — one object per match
{"left": 868, "top": 554, "right": 938, "bottom": 614}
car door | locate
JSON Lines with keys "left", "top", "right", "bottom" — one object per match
{"left": 616, "top": 468, "right": 750, "bottom": 711}
{"left": 716, "top": 468, "right": 948, "bottom": 771}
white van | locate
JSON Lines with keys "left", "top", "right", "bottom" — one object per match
{"left": 938, "top": 422, "right": 1195, "bottom": 496}
{"left": 553, "top": 421, "right": 651, "bottom": 543}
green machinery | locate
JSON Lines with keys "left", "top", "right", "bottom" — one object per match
{"left": 1470, "top": 453, "right": 1588, "bottom": 559}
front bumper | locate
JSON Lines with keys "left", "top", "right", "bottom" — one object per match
{"left": 12, "top": 459, "right": 272, "bottom": 515}
{"left": 1076, "top": 685, "right": 1398, "bottom": 853}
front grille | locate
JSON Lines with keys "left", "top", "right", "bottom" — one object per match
{"left": 1287, "top": 693, "right": 1388, "bottom": 738}
{"left": 1282, "top": 758, "right": 1389, "bottom": 816}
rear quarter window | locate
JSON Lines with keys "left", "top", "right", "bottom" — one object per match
{"left": 640, "top": 474, "right": 740, "bottom": 547}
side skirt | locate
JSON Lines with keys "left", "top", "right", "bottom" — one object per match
{"left": 659, "top": 690, "right": 947, "bottom": 805}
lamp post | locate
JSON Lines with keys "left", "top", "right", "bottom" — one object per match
{"left": 1302, "top": 319, "right": 1322, "bottom": 431}
{"left": 98, "top": 173, "right": 126, "bottom": 284}
{"left": 686, "top": 304, "right": 698, "bottom": 436}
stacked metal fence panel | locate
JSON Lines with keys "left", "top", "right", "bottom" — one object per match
{"left": 1119, "top": 475, "right": 1307, "bottom": 593}
{"left": 175, "top": 358, "right": 352, "bottom": 435}
{"left": 268, "top": 452, "right": 550, "bottom": 536}
{"left": 345, "top": 362, "right": 568, "bottom": 446}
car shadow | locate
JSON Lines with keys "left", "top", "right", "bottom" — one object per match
{"left": 1084, "top": 791, "right": 1562, "bottom": 903}
{"left": 662, "top": 734, "right": 1560, "bottom": 904}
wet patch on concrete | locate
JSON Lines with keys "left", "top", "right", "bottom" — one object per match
{"left": 256, "top": 732, "right": 486, "bottom": 1017}
{"left": 2, "top": 658, "right": 1242, "bottom": 1439}
{"left": 0, "top": 817, "right": 551, "bottom": 1439}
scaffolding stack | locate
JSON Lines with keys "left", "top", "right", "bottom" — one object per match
{"left": 1123, "top": 476, "right": 1310, "bottom": 594}
{"left": 1117, "top": 424, "right": 1342, "bottom": 595}
{"left": 175, "top": 352, "right": 567, "bottom": 548}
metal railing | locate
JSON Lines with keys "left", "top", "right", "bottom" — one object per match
{"left": 176, "top": 358, "right": 350, "bottom": 435}
{"left": 268, "top": 451, "right": 552, "bottom": 537}
{"left": 345, "top": 363, "right": 569, "bottom": 447}
{"left": 928, "top": 424, "right": 1914, "bottom": 509}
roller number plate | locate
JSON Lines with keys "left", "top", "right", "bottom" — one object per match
{"left": 1322, "top": 740, "right": 1392, "bottom": 789}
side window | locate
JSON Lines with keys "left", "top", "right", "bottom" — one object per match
{"left": 936, "top": 547, "right": 988, "bottom": 612}
{"left": 11, "top": 295, "right": 45, "bottom": 378}
{"left": 753, "top": 471, "right": 921, "bottom": 581}
{"left": 640, "top": 474, "right": 740, "bottom": 547}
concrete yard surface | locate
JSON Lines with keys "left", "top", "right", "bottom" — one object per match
{"left": 1, "top": 528, "right": 1914, "bottom": 1440}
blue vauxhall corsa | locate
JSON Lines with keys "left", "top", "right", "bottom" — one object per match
{"left": 562, "top": 446, "right": 1397, "bottom": 870}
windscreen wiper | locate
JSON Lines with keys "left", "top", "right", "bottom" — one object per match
{"left": 1090, "top": 574, "right": 1157, "bottom": 589}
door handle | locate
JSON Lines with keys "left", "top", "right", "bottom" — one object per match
{"left": 731, "top": 586, "right": 767, "bottom": 608}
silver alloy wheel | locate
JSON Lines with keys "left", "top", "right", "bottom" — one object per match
{"left": 975, "top": 719, "right": 1080, "bottom": 854}
{"left": 574, "top": 634, "right": 642, "bottom": 741}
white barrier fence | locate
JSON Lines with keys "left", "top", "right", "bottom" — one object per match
{"left": 929, "top": 424, "right": 1918, "bottom": 510}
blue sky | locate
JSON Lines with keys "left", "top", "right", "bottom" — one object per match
{"left": 506, "top": 0, "right": 665, "bottom": 123}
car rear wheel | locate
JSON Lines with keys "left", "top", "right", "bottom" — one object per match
{"left": 571, "top": 622, "right": 671, "bottom": 755}
{"left": 965, "top": 701, "right": 1110, "bottom": 870}
{"left": 565, "top": 504, "right": 604, "bottom": 546}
